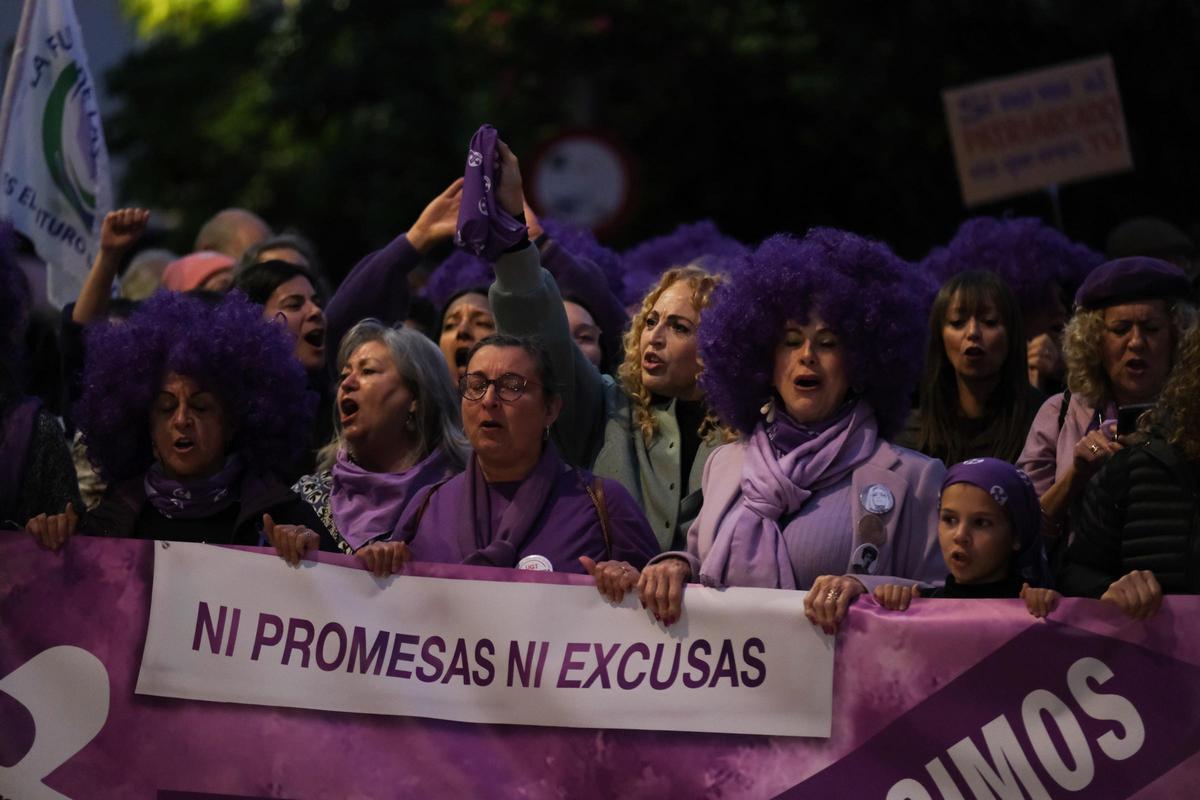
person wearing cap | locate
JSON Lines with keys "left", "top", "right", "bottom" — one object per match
{"left": 1061, "top": 322, "right": 1200, "bottom": 618}
{"left": 480, "top": 136, "right": 734, "bottom": 554}
{"left": 353, "top": 334, "right": 659, "bottom": 576}
{"left": 873, "top": 458, "right": 1059, "bottom": 618}
{"left": 1018, "top": 257, "right": 1197, "bottom": 549}
{"left": 161, "top": 251, "right": 236, "bottom": 293}
{"left": 592, "top": 231, "right": 945, "bottom": 634}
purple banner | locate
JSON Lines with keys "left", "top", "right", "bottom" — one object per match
{"left": 2, "top": 533, "right": 1199, "bottom": 799}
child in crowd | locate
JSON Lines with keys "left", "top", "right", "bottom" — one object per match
{"left": 874, "top": 458, "right": 1060, "bottom": 617}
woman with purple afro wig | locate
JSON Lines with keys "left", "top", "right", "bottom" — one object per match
{"left": 629, "top": 230, "right": 946, "bottom": 634}
{"left": 39, "top": 290, "right": 330, "bottom": 547}
{"left": 923, "top": 217, "right": 1103, "bottom": 393}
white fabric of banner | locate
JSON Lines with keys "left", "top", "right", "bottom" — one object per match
{"left": 135, "top": 543, "right": 835, "bottom": 738}
{"left": 0, "top": 0, "right": 112, "bottom": 308}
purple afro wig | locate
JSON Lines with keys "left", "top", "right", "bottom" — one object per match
{"left": 76, "top": 290, "right": 317, "bottom": 482}
{"left": 699, "top": 229, "right": 933, "bottom": 439}
{"left": 620, "top": 220, "right": 747, "bottom": 306}
{"left": 420, "top": 249, "right": 494, "bottom": 315}
{"left": 539, "top": 217, "right": 625, "bottom": 300}
{"left": 922, "top": 217, "right": 1103, "bottom": 312}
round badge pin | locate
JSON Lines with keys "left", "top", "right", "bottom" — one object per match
{"left": 850, "top": 543, "right": 881, "bottom": 575}
{"left": 860, "top": 483, "right": 895, "bottom": 515}
{"left": 857, "top": 514, "right": 887, "bottom": 547}
{"left": 517, "top": 555, "right": 553, "bottom": 572}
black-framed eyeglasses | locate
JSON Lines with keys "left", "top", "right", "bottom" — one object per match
{"left": 459, "top": 372, "right": 539, "bottom": 402}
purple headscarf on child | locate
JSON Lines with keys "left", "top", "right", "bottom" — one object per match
{"left": 941, "top": 457, "right": 1050, "bottom": 586}
{"left": 455, "top": 124, "right": 528, "bottom": 261}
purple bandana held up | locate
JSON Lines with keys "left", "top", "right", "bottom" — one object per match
{"left": 143, "top": 456, "right": 243, "bottom": 520}
{"left": 940, "top": 457, "right": 1049, "bottom": 586}
{"left": 330, "top": 447, "right": 458, "bottom": 550}
{"left": 700, "top": 398, "right": 879, "bottom": 589}
{"left": 454, "top": 124, "right": 528, "bottom": 261}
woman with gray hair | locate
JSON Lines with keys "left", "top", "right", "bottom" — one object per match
{"left": 1018, "top": 257, "right": 1196, "bottom": 541}
{"left": 270, "top": 320, "right": 468, "bottom": 564}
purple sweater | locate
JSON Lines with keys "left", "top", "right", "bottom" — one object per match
{"left": 323, "top": 233, "right": 421, "bottom": 378}
{"left": 396, "top": 464, "right": 660, "bottom": 574}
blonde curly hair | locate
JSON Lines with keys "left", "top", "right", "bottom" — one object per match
{"left": 617, "top": 265, "right": 730, "bottom": 446}
{"left": 1063, "top": 300, "right": 1196, "bottom": 407}
{"left": 1147, "top": 322, "right": 1200, "bottom": 458}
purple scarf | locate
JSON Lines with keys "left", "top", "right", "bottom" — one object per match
{"left": 143, "top": 456, "right": 243, "bottom": 520}
{"left": 454, "top": 124, "right": 528, "bottom": 261}
{"left": 701, "top": 399, "right": 879, "bottom": 589}
{"left": 331, "top": 447, "right": 456, "bottom": 550}
{"left": 459, "top": 442, "right": 563, "bottom": 568}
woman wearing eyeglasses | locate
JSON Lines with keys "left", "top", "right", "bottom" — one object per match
{"left": 357, "top": 333, "right": 660, "bottom": 576}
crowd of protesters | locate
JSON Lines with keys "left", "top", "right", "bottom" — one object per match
{"left": 8, "top": 126, "right": 1200, "bottom": 629}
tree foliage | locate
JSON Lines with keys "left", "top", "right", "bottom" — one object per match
{"left": 107, "top": 0, "right": 1200, "bottom": 280}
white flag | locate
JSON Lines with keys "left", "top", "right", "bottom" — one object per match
{"left": 0, "top": 0, "right": 112, "bottom": 308}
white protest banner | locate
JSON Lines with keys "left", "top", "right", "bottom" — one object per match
{"left": 0, "top": 0, "right": 112, "bottom": 307}
{"left": 942, "top": 55, "right": 1132, "bottom": 207}
{"left": 135, "top": 542, "right": 835, "bottom": 738}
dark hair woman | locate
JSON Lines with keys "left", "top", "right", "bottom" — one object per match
{"left": 896, "top": 271, "right": 1043, "bottom": 464}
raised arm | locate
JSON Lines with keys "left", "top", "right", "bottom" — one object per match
{"left": 323, "top": 178, "right": 463, "bottom": 371}
{"left": 489, "top": 142, "right": 607, "bottom": 467}
{"left": 73, "top": 208, "right": 149, "bottom": 325}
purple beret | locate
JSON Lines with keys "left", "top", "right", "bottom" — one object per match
{"left": 1073, "top": 256, "right": 1192, "bottom": 310}
{"left": 454, "top": 124, "right": 527, "bottom": 262}
{"left": 941, "top": 457, "right": 1048, "bottom": 586}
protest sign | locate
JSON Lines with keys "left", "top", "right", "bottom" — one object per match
{"left": 943, "top": 55, "right": 1132, "bottom": 207}
{"left": 2, "top": 534, "right": 1199, "bottom": 799}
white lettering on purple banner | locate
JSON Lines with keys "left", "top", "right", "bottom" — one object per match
{"left": 135, "top": 543, "right": 834, "bottom": 737}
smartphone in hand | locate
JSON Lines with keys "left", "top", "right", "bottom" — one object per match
{"left": 1117, "top": 403, "right": 1154, "bottom": 436}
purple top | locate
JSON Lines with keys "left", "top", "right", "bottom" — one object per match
{"left": 396, "top": 448, "right": 659, "bottom": 574}
{"left": 323, "top": 233, "right": 421, "bottom": 377}
{"left": 455, "top": 124, "right": 528, "bottom": 261}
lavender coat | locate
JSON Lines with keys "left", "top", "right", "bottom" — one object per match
{"left": 661, "top": 439, "right": 945, "bottom": 592}
{"left": 396, "top": 466, "right": 660, "bottom": 574}
{"left": 1017, "top": 392, "right": 1114, "bottom": 497}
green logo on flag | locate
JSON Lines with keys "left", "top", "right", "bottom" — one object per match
{"left": 41, "top": 61, "right": 96, "bottom": 230}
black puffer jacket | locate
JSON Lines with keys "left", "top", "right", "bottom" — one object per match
{"left": 1061, "top": 438, "right": 1200, "bottom": 597}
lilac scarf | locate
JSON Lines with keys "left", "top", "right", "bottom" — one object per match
{"left": 144, "top": 456, "right": 243, "bottom": 520}
{"left": 454, "top": 124, "right": 528, "bottom": 260}
{"left": 459, "top": 442, "right": 563, "bottom": 568}
{"left": 700, "top": 399, "right": 879, "bottom": 589}
{"left": 330, "top": 447, "right": 456, "bottom": 550}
